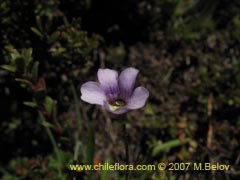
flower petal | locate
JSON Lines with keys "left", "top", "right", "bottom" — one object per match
{"left": 104, "top": 102, "right": 129, "bottom": 114}
{"left": 97, "top": 68, "right": 119, "bottom": 100}
{"left": 80, "top": 81, "right": 106, "bottom": 105}
{"left": 119, "top": 67, "right": 139, "bottom": 99}
{"left": 127, "top": 86, "right": 149, "bottom": 109}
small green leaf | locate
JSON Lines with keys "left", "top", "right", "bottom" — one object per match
{"left": 49, "top": 31, "right": 60, "bottom": 43}
{"left": 23, "top": 101, "right": 38, "bottom": 108}
{"left": 45, "top": 96, "right": 54, "bottom": 114}
{"left": 8, "top": 119, "right": 21, "bottom": 130}
{"left": 31, "top": 61, "right": 39, "bottom": 82}
{"left": 41, "top": 121, "right": 54, "bottom": 128}
{"left": 22, "top": 48, "right": 32, "bottom": 66}
{"left": 10, "top": 49, "right": 21, "bottom": 63}
{"left": 31, "top": 27, "right": 44, "bottom": 38}
{"left": 36, "top": 16, "right": 43, "bottom": 31}
{"left": 85, "top": 126, "right": 95, "bottom": 165}
{"left": 0, "top": 65, "right": 16, "bottom": 72}
{"left": 152, "top": 138, "right": 190, "bottom": 156}
{"left": 15, "top": 78, "right": 33, "bottom": 86}
{"left": 84, "top": 125, "right": 95, "bottom": 180}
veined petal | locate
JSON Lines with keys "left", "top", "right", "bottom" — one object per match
{"left": 127, "top": 86, "right": 149, "bottom": 109}
{"left": 104, "top": 102, "right": 129, "bottom": 114}
{"left": 119, "top": 67, "right": 139, "bottom": 99}
{"left": 98, "top": 68, "right": 119, "bottom": 100}
{"left": 80, "top": 81, "right": 106, "bottom": 105}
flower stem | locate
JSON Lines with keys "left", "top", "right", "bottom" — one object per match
{"left": 122, "top": 121, "right": 129, "bottom": 180}
{"left": 70, "top": 82, "right": 83, "bottom": 180}
{"left": 38, "top": 111, "right": 62, "bottom": 176}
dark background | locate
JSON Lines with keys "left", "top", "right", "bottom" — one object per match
{"left": 0, "top": 0, "right": 240, "bottom": 179}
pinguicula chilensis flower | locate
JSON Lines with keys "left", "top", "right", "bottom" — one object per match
{"left": 80, "top": 67, "right": 149, "bottom": 114}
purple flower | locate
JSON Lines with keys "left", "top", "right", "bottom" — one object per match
{"left": 80, "top": 67, "right": 149, "bottom": 114}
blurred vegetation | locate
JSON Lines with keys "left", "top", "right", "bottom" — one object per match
{"left": 0, "top": 0, "right": 240, "bottom": 179}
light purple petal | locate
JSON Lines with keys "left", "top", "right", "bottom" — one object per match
{"left": 97, "top": 68, "right": 119, "bottom": 100}
{"left": 104, "top": 102, "right": 129, "bottom": 114}
{"left": 80, "top": 81, "right": 106, "bottom": 105}
{"left": 127, "top": 86, "right": 149, "bottom": 109}
{"left": 119, "top": 67, "right": 139, "bottom": 99}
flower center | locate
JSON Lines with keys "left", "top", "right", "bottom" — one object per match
{"left": 113, "top": 99, "right": 126, "bottom": 106}
{"left": 108, "top": 99, "right": 126, "bottom": 111}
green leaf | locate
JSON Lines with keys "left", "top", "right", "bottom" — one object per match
{"left": 41, "top": 121, "right": 55, "bottom": 128}
{"left": 8, "top": 119, "right": 21, "bottom": 130}
{"left": 152, "top": 138, "right": 190, "bottom": 156}
{"left": 22, "top": 48, "right": 32, "bottom": 66}
{"left": 45, "top": 96, "right": 54, "bottom": 115}
{"left": 15, "top": 78, "right": 33, "bottom": 86}
{"left": 85, "top": 126, "right": 95, "bottom": 165}
{"left": 23, "top": 101, "right": 38, "bottom": 108}
{"left": 0, "top": 65, "right": 16, "bottom": 72}
{"left": 31, "top": 27, "right": 44, "bottom": 38}
{"left": 36, "top": 16, "right": 43, "bottom": 31}
{"left": 84, "top": 125, "right": 95, "bottom": 180}
{"left": 10, "top": 49, "right": 21, "bottom": 63}
{"left": 31, "top": 61, "right": 39, "bottom": 82}
{"left": 49, "top": 31, "right": 60, "bottom": 43}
